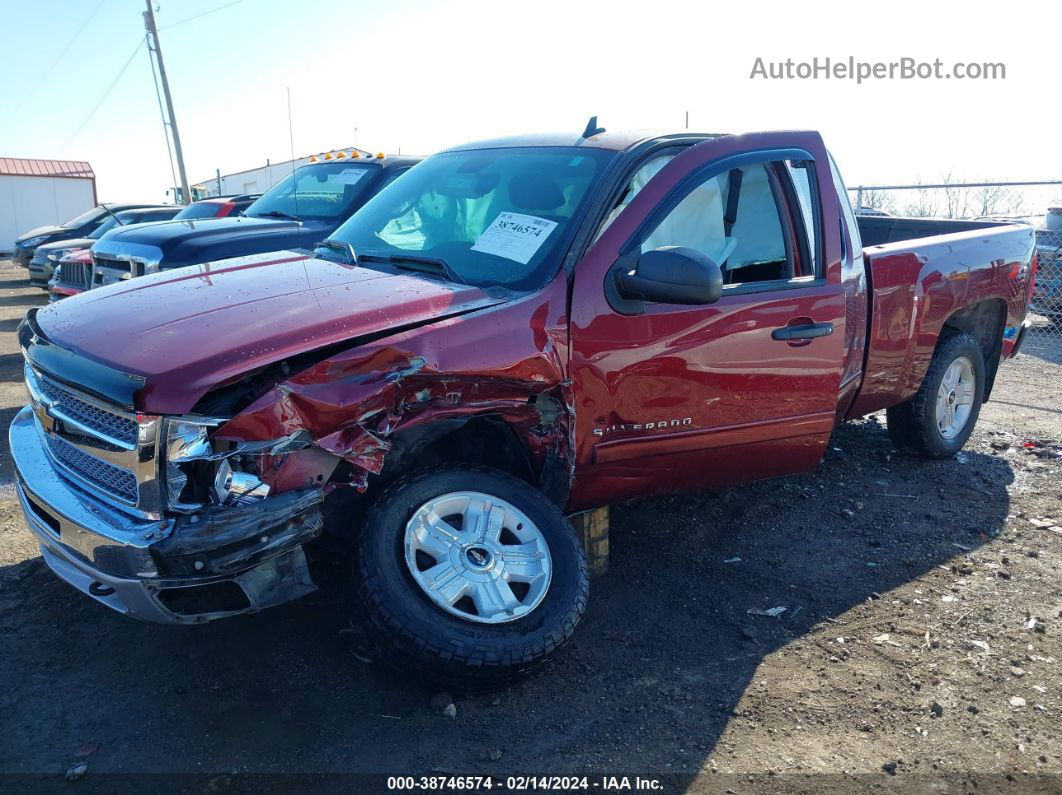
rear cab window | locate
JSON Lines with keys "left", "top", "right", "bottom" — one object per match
{"left": 828, "top": 153, "right": 863, "bottom": 263}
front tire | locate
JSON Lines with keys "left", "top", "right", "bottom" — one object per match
{"left": 351, "top": 465, "right": 589, "bottom": 689}
{"left": 886, "top": 331, "right": 985, "bottom": 458}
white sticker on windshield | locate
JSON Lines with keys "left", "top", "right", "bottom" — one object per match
{"left": 471, "top": 212, "right": 558, "bottom": 265}
{"left": 328, "top": 168, "right": 368, "bottom": 186}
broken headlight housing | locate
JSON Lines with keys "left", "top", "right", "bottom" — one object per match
{"left": 164, "top": 418, "right": 271, "bottom": 510}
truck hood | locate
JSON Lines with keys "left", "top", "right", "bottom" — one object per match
{"left": 35, "top": 237, "right": 95, "bottom": 255}
{"left": 92, "top": 215, "right": 321, "bottom": 268}
{"left": 34, "top": 251, "right": 508, "bottom": 415}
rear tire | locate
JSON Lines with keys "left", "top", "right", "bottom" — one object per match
{"left": 886, "top": 331, "right": 985, "bottom": 459}
{"left": 351, "top": 465, "right": 588, "bottom": 690}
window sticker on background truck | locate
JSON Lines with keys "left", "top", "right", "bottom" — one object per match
{"left": 471, "top": 211, "right": 558, "bottom": 264}
{"left": 327, "top": 168, "right": 369, "bottom": 186}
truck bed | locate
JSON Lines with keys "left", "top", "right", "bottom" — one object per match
{"left": 846, "top": 217, "right": 1036, "bottom": 419}
{"left": 856, "top": 216, "right": 1008, "bottom": 248}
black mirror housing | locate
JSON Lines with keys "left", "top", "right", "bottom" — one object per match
{"left": 616, "top": 246, "right": 724, "bottom": 306}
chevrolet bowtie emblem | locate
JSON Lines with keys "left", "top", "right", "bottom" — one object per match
{"left": 34, "top": 401, "right": 57, "bottom": 434}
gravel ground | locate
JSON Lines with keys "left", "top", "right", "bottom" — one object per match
{"left": 0, "top": 260, "right": 1059, "bottom": 793}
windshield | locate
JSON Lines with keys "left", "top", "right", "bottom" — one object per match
{"left": 174, "top": 202, "right": 223, "bottom": 220}
{"left": 62, "top": 206, "right": 106, "bottom": 228}
{"left": 245, "top": 162, "right": 378, "bottom": 221}
{"left": 89, "top": 215, "right": 122, "bottom": 239}
{"left": 329, "top": 147, "right": 613, "bottom": 290}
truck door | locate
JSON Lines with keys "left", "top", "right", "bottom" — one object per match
{"left": 567, "top": 132, "right": 846, "bottom": 510}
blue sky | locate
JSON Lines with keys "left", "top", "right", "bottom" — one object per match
{"left": 1, "top": 0, "right": 1057, "bottom": 204}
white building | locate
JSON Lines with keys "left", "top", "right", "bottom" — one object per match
{"left": 186, "top": 146, "right": 375, "bottom": 201}
{"left": 0, "top": 157, "right": 96, "bottom": 253}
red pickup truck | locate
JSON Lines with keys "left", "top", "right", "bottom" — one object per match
{"left": 12, "top": 128, "right": 1036, "bottom": 688}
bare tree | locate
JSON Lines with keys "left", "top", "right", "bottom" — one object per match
{"left": 858, "top": 189, "right": 897, "bottom": 214}
{"left": 940, "top": 171, "right": 970, "bottom": 219}
{"left": 902, "top": 184, "right": 940, "bottom": 218}
{"left": 971, "top": 183, "right": 1025, "bottom": 218}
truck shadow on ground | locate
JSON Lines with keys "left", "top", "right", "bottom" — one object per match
{"left": 0, "top": 291, "right": 47, "bottom": 309}
{"left": 0, "top": 417, "right": 1014, "bottom": 782}
{"left": 0, "top": 277, "right": 36, "bottom": 290}
{"left": 0, "top": 316, "right": 27, "bottom": 334}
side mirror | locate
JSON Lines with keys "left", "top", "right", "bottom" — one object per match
{"left": 615, "top": 246, "right": 724, "bottom": 305}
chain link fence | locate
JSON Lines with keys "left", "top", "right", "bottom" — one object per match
{"left": 849, "top": 180, "right": 1062, "bottom": 362}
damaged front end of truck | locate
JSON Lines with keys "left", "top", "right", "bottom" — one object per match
{"left": 11, "top": 288, "right": 573, "bottom": 623}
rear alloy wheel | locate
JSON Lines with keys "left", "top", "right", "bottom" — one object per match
{"left": 934, "top": 356, "right": 976, "bottom": 440}
{"left": 886, "top": 331, "right": 986, "bottom": 458}
{"left": 352, "top": 466, "right": 588, "bottom": 689}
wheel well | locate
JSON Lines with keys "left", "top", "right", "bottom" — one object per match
{"left": 941, "top": 298, "right": 1007, "bottom": 400}
{"left": 387, "top": 416, "right": 536, "bottom": 485}
{"left": 321, "top": 417, "right": 538, "bottom": 538}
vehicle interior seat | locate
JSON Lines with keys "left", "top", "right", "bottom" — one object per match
{"left": 507, "top": 171, "right": 568, "bottom": 226}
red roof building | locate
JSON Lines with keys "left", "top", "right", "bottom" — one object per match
{"left": 1, "top": 157, "right": 98, "bottom": 252}
{"left": 0, "top": 157, "right": 94, "bottom": 179}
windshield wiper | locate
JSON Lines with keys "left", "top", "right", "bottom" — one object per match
{"left": 359, "top": 254, "right": 466, "bottom": 285}
{"left": 253, "top": 209, "right": 302, "bottom": 222}
{"left": 313, "top": 239, "right": 358, "bottom": 264}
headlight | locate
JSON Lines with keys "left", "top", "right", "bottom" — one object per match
{"left": 167, "top": 419, "right": 215, "bottom": 462}
{"left": 46, "top": 249, "right": 71, "bottom": 262}
{"left": 212, "top": 459, "right": 270, "bottom": 504}
{"left": 164, "top": 418, "right": 271, "bottom": 509}
{"left": 165, "top": 418, "right": 221, "bottom": 509}
{"left": 19, "top": 235, "right": 48, "bottom": 248}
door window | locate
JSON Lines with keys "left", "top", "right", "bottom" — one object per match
{"left": 638, "top": 161, "right": 799, "bottom": 286}
{"left": 784, "top": 160, "right": 819, "bottom": 275}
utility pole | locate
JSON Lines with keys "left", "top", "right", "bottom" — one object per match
{"left": 143, "top": 1, "right": 191, "bottom": 204}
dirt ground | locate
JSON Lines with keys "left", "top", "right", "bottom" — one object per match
{"left": 0, "top": 259, "right": 1058, "bottom": 793}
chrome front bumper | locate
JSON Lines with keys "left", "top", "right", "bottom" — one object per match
{"left": 10, "top": 406, "right": 320, "bottom": 624}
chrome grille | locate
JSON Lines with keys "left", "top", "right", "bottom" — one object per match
{"left": 58, "top": 261, "right": 92, "bottom": 290}
{"left": 94, "top": 255, "right": 147, "bottom": 280}
{"left": 93, "top": 255, "right": 132, "bottom": 272}
{"left": 25, "top": 363, "right": 163, "bottom": 516}
{"left": 34, "top": 373, "right": 138, "bottom": 446}
{"left": 44, "top": 434, "right": 139, "bottom": 503}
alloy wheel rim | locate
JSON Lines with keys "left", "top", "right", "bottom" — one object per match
{"left": 936, "top": 356, "right": 975, "bottom": 439}
{"left": 403, "top": 491, "right": 552, "bottom": 624}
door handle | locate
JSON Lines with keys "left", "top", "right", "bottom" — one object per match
{"left": 771, "top": 322, "right": 834, "bottom": 341}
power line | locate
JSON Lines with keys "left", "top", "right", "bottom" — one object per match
{"left": 10, "top": 0, "right": 106, "bottom": 116}
{"left": 59, "top": 39, "right": 146, "bottom": 153}
{"left": 160, "top": 0, "right": 243, "bottom": 30}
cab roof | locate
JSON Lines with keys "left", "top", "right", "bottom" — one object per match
{"left": 444, "top": 130, "right": 688, "bottom": 153}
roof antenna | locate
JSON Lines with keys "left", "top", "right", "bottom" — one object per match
{"left": 581, "top": 115, "right": 606, "bottom": 139}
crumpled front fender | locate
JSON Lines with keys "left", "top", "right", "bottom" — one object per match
{"left": 214, "top": 282, "right": 575, "bottom": 495}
